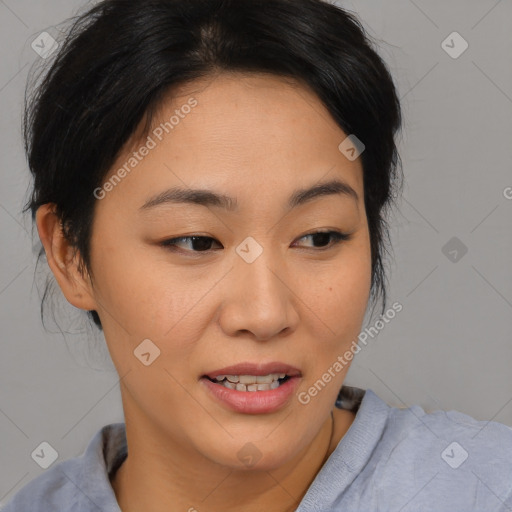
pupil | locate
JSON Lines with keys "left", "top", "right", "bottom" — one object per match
{"left": 192, "top": 237, "right": 212, "bottom": 251}
{"left": 313, "top": 232, "right": 330, "bottom": 247}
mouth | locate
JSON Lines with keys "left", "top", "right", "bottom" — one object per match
{"left": 200, "top": 362, "right": 302, "bottom": 414}
{"left": 204, "top": 373, "right": 292, "bottom": 392}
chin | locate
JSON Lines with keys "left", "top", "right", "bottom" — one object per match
{"left": 200, "top": 435, "right": 302, "bottom": 473}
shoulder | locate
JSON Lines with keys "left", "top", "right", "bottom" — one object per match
{"left": 325, "top": 386, "right": 512, "bottom": 511}
{"left": 1, "top": 459, "right": 81, "bottom": 512}
{"left": 381, "top": 396, "right": 512, "bottom": 467}
{"left": 2, "top": 423, "right": 126, "bottom": 512}
{"left": 363, "top": 389, "right": 512, "bottom": 510}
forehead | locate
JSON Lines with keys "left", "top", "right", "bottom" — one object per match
{"left": 151, "top": 72, "right": 352, "bottom": 155}
{"left": 100, "top": 72, "right": 364, "bottom": 210}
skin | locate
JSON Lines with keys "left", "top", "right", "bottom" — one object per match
{"left": 36, "top": 72, "right": 372, "bottom": 512}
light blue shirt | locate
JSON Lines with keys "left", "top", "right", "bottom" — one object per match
{"left": 3, "top": 386, "right": 512, "bottom": 511}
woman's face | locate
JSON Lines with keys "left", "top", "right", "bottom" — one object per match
{"left": 85, "top": 72, "right": 372, "bottom": 469}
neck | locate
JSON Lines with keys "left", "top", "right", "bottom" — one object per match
{"left": 111, "top": 407, "right": 353, "bottom": 512}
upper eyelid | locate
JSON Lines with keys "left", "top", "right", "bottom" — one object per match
{"left": 161, "top": 230, "right": 350, "bottom": 250}
{"left": 168, "top": 230, "right": 346, "bottom": 242}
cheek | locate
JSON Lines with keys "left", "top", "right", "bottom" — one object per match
{"left": 293, "top": 250, "right": 371, "bottom": 406}
{"left": 91, "top": 218, "right": 371, "bottom": 349}
{"left": 89, "top": 234, "right": 214, "bottom": 356}
{"left": 304, "top": 242, "right": 372, "bottom": 331}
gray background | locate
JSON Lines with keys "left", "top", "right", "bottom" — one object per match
{"left": 1, "top": 0, "right": 511, "bottom": 505}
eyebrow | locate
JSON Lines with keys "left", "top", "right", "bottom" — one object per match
{"left": 139, "top": 179, "right": 359, "bottom": 213}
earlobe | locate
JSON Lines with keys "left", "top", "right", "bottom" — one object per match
{"left": 35, "top": 204, "right": 97, "bottom": 311}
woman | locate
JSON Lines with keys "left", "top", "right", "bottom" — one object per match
{"left": 5, "top": 0, "right": 511, "bottom": 511}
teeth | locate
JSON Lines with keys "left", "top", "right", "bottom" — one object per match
{"left": 214, "top": 373, "right": 285, "bottom": 385}
{"left": 218, "top": 379, "right": 287, "bottom": 392}
{"left": 256, "top": 375, "right": 273, "bottom": 384}
{"left": 210, "top": 373, "right": 291, "bottom": 391}
{"left": 239, "top": 375, "right": 256, "bottom": 384}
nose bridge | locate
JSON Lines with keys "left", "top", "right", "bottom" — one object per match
{"left": 237, "top": 250, "right": 281, "bottom": 296}
{"left": 236, "top": 236, "right": 285, "bottom": 306}
{"left": 221, "top": 236, "right": 297, "bottom": 339}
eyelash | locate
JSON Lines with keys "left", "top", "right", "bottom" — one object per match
{"left": 159, "top": 230, "right": 352, "bottom": 254}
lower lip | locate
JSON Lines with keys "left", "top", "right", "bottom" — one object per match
{"left": 200, "top": 376, "right": 301, "bottom": 414}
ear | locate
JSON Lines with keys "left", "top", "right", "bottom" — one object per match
{"left": 35, "top": 204, "right": 97, "bottom": 311}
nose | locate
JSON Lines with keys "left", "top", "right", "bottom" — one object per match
{"left": 218, "top": 246, "right": 300, "bottom": 341}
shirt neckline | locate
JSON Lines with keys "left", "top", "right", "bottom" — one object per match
{"left": 79, "top": 386, "right": 389, "bottom": 512}
{"left": 295, "top": 387, "right": 390, "bottom": 510}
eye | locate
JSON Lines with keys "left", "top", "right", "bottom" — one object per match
{"left": 159, "top": 230, "right": 351, "bottom": 255}
{"left": 160, "top": 236, "right": 222, "bottom": 253}
{"left": 292, "top": 230, "right": 352, "bottom": 250}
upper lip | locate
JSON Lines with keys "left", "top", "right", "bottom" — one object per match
{"left": 203, "top": 362, "right": 302, "bottom": 379}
